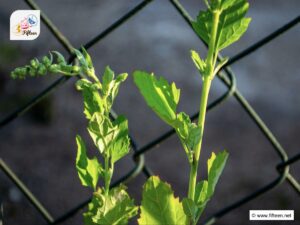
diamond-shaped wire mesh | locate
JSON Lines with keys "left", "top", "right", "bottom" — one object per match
{"left": 0, "top": 0, "right": 299, "bottom": 224}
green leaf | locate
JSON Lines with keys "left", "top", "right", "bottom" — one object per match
{"left": 88, "top": 113, "right": 130, "bottom": 162}
{"left": 88, "top": 113, "right": 113, "bottom": 154}
{"left": 192, "top": 151, "right": 228, "bottom": 219}
{"left": 220, "top": 0, "right": 239, "bottom": 10}
{"left": 175, "top": 112, "right": 202, "bottom": 162}
{"left": 186, "top": 124, "right": 201, "bottom": 152}
{"left": 52, "top": 51, "right": 67, "bottom": 65}
{"left": 192, "top": 0, "right": 251, "bottom": 51}
{"left": 82, "top": 47, "right": 94, "bottom": 69}
{"left": 73, "top": 48, "right": 88, "bottom": 68}
{"left": 190, "top": 50, "right": 207, "bottom": 77}
{"left": 74, "top": 47, "right": 99, "bottom": 81}
{"left": 209, "top": 0, "right": 221, "bottom": 10}
{"left": 207, "top": 150, "right": 229, "bottom": 198}
{"left": 133, "top": 71, "right": 180, "bottom": 126}
{"left": 83, "top": 192, "right": 101, "bottom": 225}
{"left": 194, "top": 180, "right": 209, "bottom": 219}
{"left": 195, "top": 181, "right": 208, "bottom": 206}
{"left": 76, "top": 79, "right": 104, "bottom": 119}
{"left": 110, "top": 116, "right": 130, "bottom": 163}
{"left": 182, "top": 198, "right": 198, "bottom": 223}
{"left": 138, "top": 176, "right": 187, "bottom": 225}
{"left": 216, "top": 0, "right": 251, "bottom": 51}
{"left": 102, "top": 66, "right": 128, "bottom": 112}
{"left": 175, "top": 112, "right": 191, "bottom": 141}
{"left": 192, "top": 10, "right": 212, "bottom": 45}
{"left": 84, "top": 185, "right": 138, "bottom": 225}
{"left": 76, "top": 135, "right": 102, "bottom": 190}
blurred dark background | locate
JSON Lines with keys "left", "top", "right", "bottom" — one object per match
{"left": 0, "top": 0, "right": 299, "bottom": 224}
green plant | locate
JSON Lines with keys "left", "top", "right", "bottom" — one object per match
{"left": 134, "top": 0, "right": 250, "bottom": 224}
{"left": 11, "top": 0, "right": 250, "bottom": 224}
{"left": 11, "top": 49, "right": 138, "bottom": 224}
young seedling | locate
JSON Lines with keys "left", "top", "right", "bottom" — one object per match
{"left": 134, "top": 0, "right": 251, "bottom": 224}
{"left": 11, "top": 48, "right": 138, "bottom": 224}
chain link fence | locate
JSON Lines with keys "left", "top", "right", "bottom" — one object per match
{"left": 0, "top": 0, "right": 299, "bottom": 224}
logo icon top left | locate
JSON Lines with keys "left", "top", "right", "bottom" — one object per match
{"left": 10, "top": 10, "right": 40, "bottom": 40}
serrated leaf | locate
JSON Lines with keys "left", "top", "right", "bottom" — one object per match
{"left": 88, "top": 113, "right": 113, "bottom": 154}
{"left": 102, "top": 66, "right": 128, "bottom": 112}
{"left": 192, "top": 0, "right": 250, "bottom": 51}
{"left": 138, "top": 176, "right": 187, "bottom": 225}
{"left": 76, "top": 79, "right": 104, "bottom": 119}
{"left": 216, "top": 0, "right": 251, "bottom": 51}
{"left": 207, "top": 150, "right": 229, "bottom": 198}
{"left": 133, "top": 71, "right": 180, "bottom": 126}
{"left": 76, "top": 135, "right": 102, "bottom": 190}
{"left": 84, "top": 191, "right": 102, "bottom": 225}
{"left": 193, "top": 151, "right": 228, "bottom": 220}
{"left": 182, "top": 198, "right": 198, "bottom": 223}
{"left": 110, "top": 116, "right": 130, "bottom": 164}
{"left": 84, "top": 185, "right": 138, "bottom": 225}
{"left": 88, "top": 113, "right": 130, "bottom": 162}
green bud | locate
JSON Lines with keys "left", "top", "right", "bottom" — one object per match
{"left": 72, "top": 65, "right": 80, "bottom": 73}
{"left": 12, "top": 67, "right": 27, "bottom": 79}
{"left": 11, "top": 71, "right": 17, "bottom": 79}
{"left": 37, "top": 64, "right": 47, "bottom": 76}
{"left": 49, "top": 64, "right": 60, "bottom": 73}
{"left": 14, "top": 67, "right": 22, "bottom": 74}
{"left": 30, "top": 59, "right": 39, "bottom": 69}
{"left": 42, "top": 56, "right": 51, "bottom": 67}
{"left": 29, "top": 67, "right": 36, "bottom": 77}
{"left": 20, "top": 67, "right": 28, "bottom": 77}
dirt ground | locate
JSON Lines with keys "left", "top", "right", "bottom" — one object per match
{"left": 0, "top": 0, "right": 299, "bottom": 225}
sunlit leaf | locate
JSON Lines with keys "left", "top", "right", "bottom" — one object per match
{"left": 102, "top": 66, "right": 128, "bottom": 112}
{"left": 76, "top": 79, "right": 104, "bottom": 119}
{"left": 207, "top": 150, "right": 228, "bottom": 198}
{"left": 192, "top": 0, "right": 251, "bottom": 51}
{"left": 182, "top": 198, "right": 198, "bottom": 223}
{"left": 88, "top": 113, "right": 130, "bottom": 162}
{"left": 76, "top": 135, "right": 102, "bottom": 190}
{"left": 133, "top": 71, "right": 180, "bottom": 126}
{"left": 138, "top": 176, "right": 187, "bottom": 225}
{"left": 84, "top": 185, "right": 138, "bottom": 225}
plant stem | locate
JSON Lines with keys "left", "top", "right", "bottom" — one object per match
{"left": 188, "top": 77, "right": 212, "bottom": 200}
{"left": 188, "top": 10, "right": 220, "bottom": 202}
{"left": 104, "top": 155, "right": 111, "bottom": 195}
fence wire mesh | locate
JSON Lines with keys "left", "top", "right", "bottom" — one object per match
{"left": 0, "top": 0, "right": 299, "bottom": 224}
